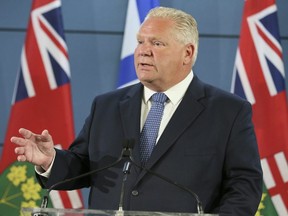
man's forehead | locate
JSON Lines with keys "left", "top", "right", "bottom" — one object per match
{"left": 138, "top": 18, "right": 174, "bottom": 35}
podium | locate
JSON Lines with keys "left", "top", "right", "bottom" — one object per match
{"left": 22, "top": 208, "right": 219, "bottom": 216}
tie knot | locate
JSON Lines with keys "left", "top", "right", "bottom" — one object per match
{"left": 151, "top": 93, "right": 167, "bottom": 104}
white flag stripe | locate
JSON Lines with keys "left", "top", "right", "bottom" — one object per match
{"left": 37, "top": 1, "right": 68, "bottom": 51}
{"left": 38, "top": 12, "right": 70, "bottom": 75}
{"left": 257, "top": 30, "right": 284, "bottom": 96}
{"left": 253, "top": 5, "right": 281, "bottom": 51}
{"left": 52, "top": 144, "right": 83, "bottom": 209}
{"left": 54, "top": 144, "right": 62, "bottom": 149}
{"left": 233, "top": 49, "right": 256, "bottom": 104}
{"left": 261, "top": 37, "right": 285, "bottom": 77}
{"left": 32, "top": 3, "right": 57, "bottom": 89}
{"left": 271, "top": 194, "right": 288, "bottom": 216}
{"left": 40, "top": 31, "right": 71, "bottom": 90}
{"left": 67, "top": 190, "right": 82, "bottom": 208}
{"left": 247, "top": 15, "right": 278, "bottom": 96}
{"left": 21, "top": 46, "right": 35, "bottom": 98}
{"left": 274, "top": 151, "right": 288, "bottom": 182}
{"left": 247, "top": 5, "right": 285, "bottom": 97}
{"left": 261, "top": 158, "right": 276, "bottom": 189}
{"left": 49, "top": 190, "right": 64, "bottom": 208}
{"left": 44, "top": 34, "right": 70, "bottom": 76}
{"left": 120, "top": 0, "right": 141, "bottom": 59}
{"left": 39, "top": 14, "right": 71, "bottom": 74}
{"left": 118, "top": 79, "right": 140, "bottom": 89}
{"left": 32, "top": 0, "right": 70, "bottom": 90}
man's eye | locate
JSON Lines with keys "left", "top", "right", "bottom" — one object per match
{"left": 153, "top": 41, "right": 163, "bottom": 46}
{"left": 137, "top": 40, "right": 143, "bottom": 44}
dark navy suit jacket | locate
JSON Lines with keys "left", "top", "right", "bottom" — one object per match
{"left": 38, "top": 76, "right": 263, "bottom": 215}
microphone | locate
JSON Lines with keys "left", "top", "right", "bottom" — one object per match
{"left": 33, "top": 140, "right": 134, "bottom": 216}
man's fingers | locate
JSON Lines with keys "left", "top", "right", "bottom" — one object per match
{"left": 15, "top": 146, "right": 33, "bottom": 163}
{"left": 17, "top": 154, "right": 27, "bottom": 162}
{"left": 15, "top": 147, "right": 25, "bottom": 155}
{"left": 34, "top": 129, "right": 50, "bottom": 142}
{"left": 11, "top": 136, "right": 26, "bottom": 146}
{"left": 35, "top": 135, "right": 49, "bottom": 142}
{"left": 19, "top": 128, "right": 34, "bottom": 139}
{"left": 41, "top": 130, "right": 50, "bottom": 141}
{"left": 18, "top": 128, "right": 50, "bottom": 142}
{"left": 42, "top": 130, "right": 49, "bottom": 136}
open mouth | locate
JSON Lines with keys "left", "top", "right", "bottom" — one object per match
{"left": 139, "top": 62, "right": 153, "bottom": 67}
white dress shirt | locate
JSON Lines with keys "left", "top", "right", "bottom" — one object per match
{"left": 140, "top": 70, "right": 194, "bottom": 143}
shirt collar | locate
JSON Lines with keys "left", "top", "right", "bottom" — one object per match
{"left": 143, "top": 70, "right": 194, "bottom": 105}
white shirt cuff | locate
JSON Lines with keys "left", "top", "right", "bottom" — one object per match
{"left": 35, "top": 153, "right": 56, "bottom": 178}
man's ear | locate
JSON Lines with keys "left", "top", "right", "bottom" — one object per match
{"left": 183, "top": 43, "right": 194, "bottom": 65}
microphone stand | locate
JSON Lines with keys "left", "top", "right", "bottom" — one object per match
{"left": 117, "top": 140, "right": 134, "bottom": 214}
{"left": 117, "top": 161, "right": 132, "bottom": 216}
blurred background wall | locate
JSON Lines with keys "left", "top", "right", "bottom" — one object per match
{"left": 0, "top": 0, "right": 287, "bottom": 207}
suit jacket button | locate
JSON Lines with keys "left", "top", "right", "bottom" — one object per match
{"left": 131, "top": 190, "right": 139, "bottom": 196}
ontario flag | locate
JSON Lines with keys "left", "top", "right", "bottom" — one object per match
{"left": 117, "top": 0, "right": 159, "bottom": 88}
{"left": 231, "top": 0, "right": 288, "bottom": 215}
{"left": 0, "top": 0, "right": 83, "bottom": 214}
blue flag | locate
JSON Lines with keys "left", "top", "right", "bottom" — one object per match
{"left": 117, "top": 0, "right": 159, "bottom": 88}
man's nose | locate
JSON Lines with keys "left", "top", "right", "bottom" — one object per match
{"left": 138, "top": 44, "right": 152, "bottom": 56}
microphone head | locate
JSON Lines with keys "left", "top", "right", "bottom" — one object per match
{"left": 122, "top": 139, "right": 135, "bottom": 157}
{"left": 122, "top": 139, "right": 135, "bottom": 149}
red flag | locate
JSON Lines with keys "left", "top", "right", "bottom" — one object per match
{"left": 232, "top": 0, "right": 288, "bottom": 215}
{"left": 0, "top": 0, "right": 83, "bottom": 214}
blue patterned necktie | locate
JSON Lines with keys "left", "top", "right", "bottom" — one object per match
{"left": 140, "top": 93, "right": 168, "bottom": 164}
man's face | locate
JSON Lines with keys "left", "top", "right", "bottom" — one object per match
{"left": 134, "top": 17, "right": 192, "bottom": 92}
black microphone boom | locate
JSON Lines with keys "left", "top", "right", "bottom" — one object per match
{"left": 138, "top": 162, "right": 204, "bottom": 214}
{"left": 127, "top": 150, "right": 204, "bottom": 214}
{"left": 41, "top": 152, "right": 122, "bottom": 208}
{"left": 115, "top": 139, "right": 204, "bottom": 214}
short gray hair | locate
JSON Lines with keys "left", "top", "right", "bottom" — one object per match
{"left": 145, "top": 7, "right": 199, "bottom": 65}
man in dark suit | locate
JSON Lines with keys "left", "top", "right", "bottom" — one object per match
{"left": 12, "top": 7, "right": 262, "bottom": 215}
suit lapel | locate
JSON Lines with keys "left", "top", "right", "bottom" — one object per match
{"left": 119, "top": 84, "right": 143, "bottom": 164}
{"left": 134, "top": 76, "right": 207, "bottom": 183}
